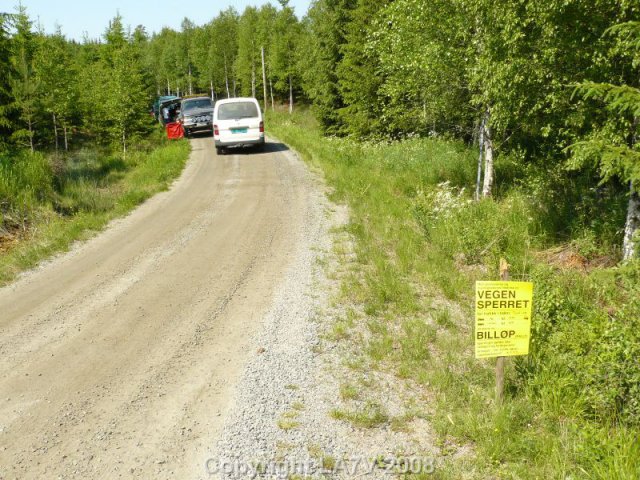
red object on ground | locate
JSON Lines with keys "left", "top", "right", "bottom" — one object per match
{"left": 166, "top": 122, "right": 184, "bottom": 140}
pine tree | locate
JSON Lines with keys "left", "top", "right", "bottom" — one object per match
{"left": 101, "top": 15, "right": 151, "bottom": 155}
{"left": 570, "top": 21, "right": 640, "bottom": 260}
{"left": 9, "top": 5, "right": 38, "bottom": 152}
{"left": 0, "top": 13, "right": 13, "bottom": 150}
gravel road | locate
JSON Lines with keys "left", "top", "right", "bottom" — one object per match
{"left": 0, "top": 137, "right": 333, "bottom": 479}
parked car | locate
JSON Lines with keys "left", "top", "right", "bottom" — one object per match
{"left": 153, "top": 95, "right": 179, "bottom": 122}
{"left": 213, "top": 97, "right": 265, "bottom": 154}
{"left": 178, "top": 96, "right": 214, "bottom": 137}
{"left": 158, "top": 97, "right": 182, "bottom": 126}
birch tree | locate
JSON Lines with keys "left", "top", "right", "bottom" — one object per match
{"left": 270, "top": 1, "right": 301, "bottom": 113}
{"left": 33, "top": 27, "right": 77, "bottom": 151}
{"left": 235, "top": 7, "right": 260, "bottom": 98}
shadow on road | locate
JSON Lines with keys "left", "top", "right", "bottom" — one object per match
{"left": 223, "top": 142, "right": 290, "bottom": 156}
{"left": 185, "top": 130, "right": 214, "bottom": 139}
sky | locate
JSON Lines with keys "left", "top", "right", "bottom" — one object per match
{"left": 6, "top": 0, "right": 312, "bottom": 41}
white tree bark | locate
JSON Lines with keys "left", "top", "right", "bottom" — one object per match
{"left": 269, "top": 78, "right": 274, "bottom": 111}
{"left": 224, "top": 56, "right": 230, "bottom": 98}
{"left": 63, "top": 124, "right": 69, "bottom": 151}
{"left": 289, "top": 75, "right": 293, "bottom": 114}
{"left": 251, "top": 62, "right": 256, "bottom": 98}
{"left": 482, "top": 110, "right": 494, "bottom": 198}
{"left": 261, "top": 46, "right": 268, "bottom": 112}
{"left": 475, "top": 113, "right": 486, "bottom": 201}
{"left": 53, "top": 113, "right": 59, "bottom": 152}
{"left": 623, "top": 183, "right": 640, "bottom": 260}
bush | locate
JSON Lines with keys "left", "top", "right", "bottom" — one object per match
{"left": 519, "top": 262, "right": 640, "bottom": 426}
{"left": 0, "top": 151, "right": 53, "bottom": 204}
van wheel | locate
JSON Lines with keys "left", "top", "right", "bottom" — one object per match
{"left": 216, "top": 147, "right": 224, "bottom": 155}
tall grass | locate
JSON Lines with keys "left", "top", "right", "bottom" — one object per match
{"left": 0, "top": 130, "right": 189, "bottom": 284}
{"left": 267, "top": 109, "right": 640, "bottom": 479}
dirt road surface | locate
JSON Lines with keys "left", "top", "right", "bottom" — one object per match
{"left": 0, "top": 137, "right": 327, "bottom": 479}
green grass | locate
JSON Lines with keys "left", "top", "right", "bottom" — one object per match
{"left": 330, "top": 401, "right": 389, "bottom": 428}
{"left": 267, "top": 109, "right": 640, "bottom": 479}
{"left": 278, "top": 410, "right": 301, "bottom": 431}
{"left": 0, "top": 130, "right": 189, "bottom": 285}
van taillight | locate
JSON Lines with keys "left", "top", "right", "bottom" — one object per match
{"left": 259, "top": 121, "right": 264, "bottom": 133}
{"left": 214, "top": 124, "right": 219, "bottom": 135}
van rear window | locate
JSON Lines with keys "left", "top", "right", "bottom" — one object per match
{"left": 217, "top": 102, "right": 259, "bottom": 120}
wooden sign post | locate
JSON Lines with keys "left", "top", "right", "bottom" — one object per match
{"left": 475, "top": 258, "right": 533, "bottom": 404}
{"left": 495, "top": 258, "right": 510, "bottom": 403}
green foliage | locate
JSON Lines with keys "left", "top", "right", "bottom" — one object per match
{"left": 8, "top": 5, "right": 38, "bottom": 150}
{"left": 269, "top": 2, "right": 301, "bottom": 99}
{"left": 296, "top": 0, "right": 353, "bottom": 132}
{"left": 369, "top": 0, "right": 474, "bottom": 138}
{"left": 569, "top": 21, "right": 640, "bottom": 189}
{"left": 0, "top": 13, "right": 13, "bottom": 145}
{"left": 0, "top": 149, "right": 53, "bottom": 221}
{"left": 100, "top": 15, "right": 153, "bottom": 153}
{"left": 234, "top": 7, "right": 259, "bottom": 97}
{"left": 521, "top": 263, "right": 640, "bottom": 426}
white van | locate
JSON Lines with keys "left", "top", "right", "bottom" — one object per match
{"left": 213, "top": 97, "right": 265, "bottom": 154}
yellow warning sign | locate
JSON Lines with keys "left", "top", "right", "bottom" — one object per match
{"left": 475, "top": 281, "right": 533, "bottom": 359}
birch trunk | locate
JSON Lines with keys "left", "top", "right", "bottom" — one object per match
{"left": 251, "top": 62, "right": 256, "bottom": 98}
{"left": 269, "top": 79, "right": 274, "bottom": 111}
{"left": 623, "top": 183, "right": 640, "bottom": 260}
{"left": 261, "top": 47, "right": 268, "bottom": 112}
{"left": 53, "top": 113, "right": 59, "bottom": 152}
{"left": 63, "top": 124, "right": 69, "bottom": 151}
{"left": 482, "top": 111, "right": 494, "bottom": 198}
{"left": 122, "top": 130, "right": 127, "bottom": 159}
{"left": 224, "top": 56, "right": 230, "bottom": 98}
{"left": 475, "top": 113, "right": 486, "bottom": 201}
{"left": 289, "top": 75, "right": 293, "bottom": 114}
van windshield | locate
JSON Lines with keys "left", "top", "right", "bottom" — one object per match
{"left": 217, "top": 102, "right": 259, "bottom": 120}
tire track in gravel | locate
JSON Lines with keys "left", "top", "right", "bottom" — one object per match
{"left": 0, "top": 137, "right": 326, "bottom": 480}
